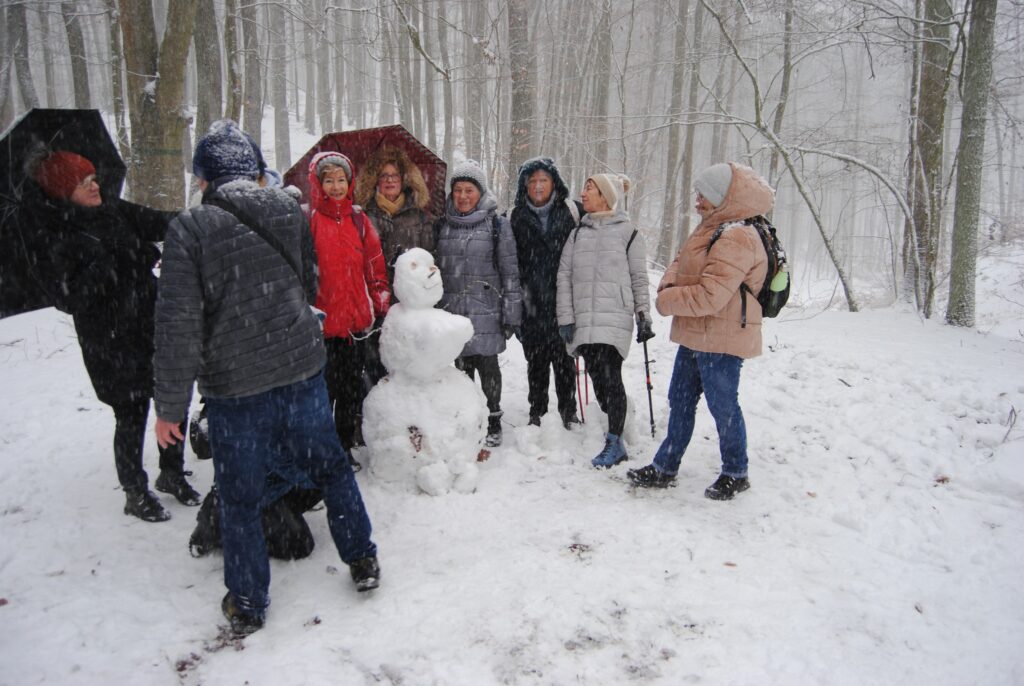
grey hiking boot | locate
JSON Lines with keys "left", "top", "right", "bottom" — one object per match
{"left": 124, "top": 488, "right": 170, "bottom": 522}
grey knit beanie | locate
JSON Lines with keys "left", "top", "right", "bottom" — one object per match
{"left": 693, "top": 163, "right": 733, "bottom": 207}
{"left": 316, "top": 153, "right": 353, "bottom": 182}
{"left": 449, "top": 159, "right": 488, "bottom": 194}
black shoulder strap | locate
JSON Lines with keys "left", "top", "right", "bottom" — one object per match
{"left": 204, "top": 196, "right": 303, "bottom": 283}
{"left": 705, "top": 225, "right": 726, "bottom": 254}
{"left": 626, "top": 229, "right": 638, "bottom": 253}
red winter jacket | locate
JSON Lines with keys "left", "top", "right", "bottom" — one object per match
{"left": 307, "top": 152, "right": 390, "bottom": 339}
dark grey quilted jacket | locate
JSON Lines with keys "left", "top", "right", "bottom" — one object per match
{"left": 435, "top": 191, "right": 523, "bottom": 357}
{"left": 153, "top": 179, "right": 325, "bottom": 422}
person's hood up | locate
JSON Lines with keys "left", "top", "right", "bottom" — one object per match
{"left": 514, "top": 156, "right": 570, "bottom": 209}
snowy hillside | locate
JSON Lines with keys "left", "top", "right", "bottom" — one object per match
{"left": 1, "top": 244, "right": 1023, "bottom": 685}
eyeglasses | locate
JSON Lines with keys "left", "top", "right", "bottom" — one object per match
{"left": 378, "top": 173, "right": 401, "bottom": 182}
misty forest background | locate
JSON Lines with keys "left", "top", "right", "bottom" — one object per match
{"left": 1, "top": 0, "right": 1021, "bottom": 329}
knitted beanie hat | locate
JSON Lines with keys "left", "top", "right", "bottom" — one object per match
{"left": 449, "top": 159, "right": 488, "bottom": 194}
{"left": 33, "top": 151, "right": 96, "bottom": 200}
{"left": 693, "top": 163, "right": 733, "bottom": 207}
{"left": 192, "top": 119, "right": 259, "bottom": 182}
{"left": 315, "top": 153, "right": 353, "bottom": 182}
{"left": 588, "top": 173, "right": 631, "bottom": 210}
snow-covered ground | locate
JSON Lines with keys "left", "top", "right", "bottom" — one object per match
{"left": 2, "top": 233, "right": 1023, "bottom": 684}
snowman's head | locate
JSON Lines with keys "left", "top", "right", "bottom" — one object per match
{"left": 394, "top": 248, "right": 443, "bottom": 308}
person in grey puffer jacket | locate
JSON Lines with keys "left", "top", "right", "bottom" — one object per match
{"left": 153, "top": 120, "right": 380, "bottom": 637}
{"left": 434, "top": 159, "right": 522, "bottom": 447}
{"left": 556, "top": 173, "right": 653, "bottom": 468}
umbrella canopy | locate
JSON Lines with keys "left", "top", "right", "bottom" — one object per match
{"left": 284, "top": 125, "right": 447, "bottom": 219}
{"left": 0, "top": 109, "right": 126, "bottom": 317}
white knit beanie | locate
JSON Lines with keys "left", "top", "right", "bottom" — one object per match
{"left": 693, "top": 163, "right": 733, "bottom": 207}
{"left": 588, "top": 173, "right": 631, "bottom": 210}
{"left": 449, "top": 159, "right": 489, "bottom": 194}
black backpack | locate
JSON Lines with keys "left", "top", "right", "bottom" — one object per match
{"left": 706, "top": 215, "right": 789, "bottom": 328}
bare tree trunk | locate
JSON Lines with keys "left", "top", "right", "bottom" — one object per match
{"left": 302, "top": 0, "right": 316, "bottom": 133}
{"left": 0, "top": 10, "right": 15, "bottom": 130}
{"left": 395, "top": 3, "right": 414, "bottom": 131}
{"left": 7, "top": 3, "right": 39, "bottom": 110}
{"left": 436, "top": 0, "right": 454, "bottom": 165}
{"left": 422, "top": 0, "right": 436, "bottom": 151}
{"left": 463, "top": 3, "right": 480, "bottom": 161}
{"left": 240, "top": 0, "right": 262, "bottom": 140}
{"left": 119, "top": 0, "right": 200, "bottom": 208}
{"left": 105, "top": 0, "right": 130, "bottom": 163}
{"left": 271, "top": 0, "right": 290, "bottom": 168}
{"left": 61, "top": 1, "right": 91, "bottom": 108}
{"left": 224, "top": 0, "right": 243, "bottom": 121}
{"left": 768, "top": 0, "right": 794, "bottom": 186}
{"left": 910, "top": 0, "right": 954, "bottom": 318}
{"left": 193, "top": 0, "right": 222, "bottom": 136}
{"left": 947, "top": 0, "right": 998, "bottom": 327}
{"left": 288, "top": 2, "right": 300, "bottom": 121}
{"left": 678, "top": 1, "right": 706, "bottom": 239}
{"left": 657, "top": 0, "right": 691, "bottom": 265}
{"left": 901, "top": 0, "right": 923, "bottom": 303}
{"left": 38, "top": 6, "right": 58, "bottom": 106}
{"left": 333, "top": 8, "right": 345, "bottom": 130}
{"left": 313, "top": 0, "right": 331, "bottom": 133}
{"left": 592, "top": 0, "right": 612, "bottom": 166}
{"left": 508, "top": 0, "right": 535, "bottom": 179}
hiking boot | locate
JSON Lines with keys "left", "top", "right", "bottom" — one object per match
{"left": 591, "top": 433, "right": 627, "bottom": 469}
{"left": 561, "top": 411, "right": 582, "bottom": 430}
{"left": 704, "top": 474, "right": 750, "bottom": 501}
{"left": 485, "top": 415, "right": 503, "bottom": 447}
{"left": 349, "top": 556, "right": 381, "bottom": 592}
{"left": 221, "top": 592, "right": 264, "bottom": 637}
{"left": 155, "top": 470, "right": 202, "bottom": 506}
{"left": 528, "top": 413, "right": 542, "bottom": 427}
{"left": 124, "top": 488, "right": 171, "bottom": 522}
{"left": 627, "top": 464, "right": 676, "bottom": 488}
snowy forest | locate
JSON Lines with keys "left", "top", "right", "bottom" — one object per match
{"left": 1, "top": 0, "right": 1021, "bottom": 324}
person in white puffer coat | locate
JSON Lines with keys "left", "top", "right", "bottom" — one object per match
{"left": 556, "top": 173, "right": 653, "bottom": 469}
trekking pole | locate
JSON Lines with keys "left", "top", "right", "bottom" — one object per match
{"left": 642, "top": 339, "right": 656, "bottom": 438}
{"left": 575, "top": 357, "right": 586, "bottom": 423}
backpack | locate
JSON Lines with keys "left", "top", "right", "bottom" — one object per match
{"left": 706, "top": 215, "right": 789, "bottom": 328}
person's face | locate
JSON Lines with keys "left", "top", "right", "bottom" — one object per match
{"left": 527, "top": 170, "right": 554, "bottom": 206}
{"left": 69, "top": 174, "right": 102, "bottom": 207}
{"left": 320, "top": 166, "right": 349, "bottom": 200}
{"left": 377, "top": 163, "right": 403, "bottom": 202}
{"left": 695, "top": 191, "right": 715, "bottom": 218}
{"left": 452, "top": 181, "right": 481, "bottom": 213}
{"left": 581, "top": 179, "right": 609, "bottom": 214}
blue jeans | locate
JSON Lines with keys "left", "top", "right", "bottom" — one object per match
{"left": 652, "top": 346, "right": 748, "bottom": 478}
{"left": 207, "top": 371, "right": 376, "bottom": 616}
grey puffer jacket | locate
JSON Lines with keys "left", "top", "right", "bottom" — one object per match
{"left": 435, "top": 191, "right": 523, "bottom": 357}
{"left": 154, "top": 178, "right": 325, "bottom": 422}
{"left": 556, "top": 210, "right": 650, "bottom": 359}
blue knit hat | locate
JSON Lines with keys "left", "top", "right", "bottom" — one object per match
{"left": 192, "top": 120, "right": 259, "bottom": 182}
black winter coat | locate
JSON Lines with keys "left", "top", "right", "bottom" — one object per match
{"left": 509, "top": 159, "right": 583, "bottom": 346}
{"left": 25, "top": 184, "right": 174, "bottom": 406}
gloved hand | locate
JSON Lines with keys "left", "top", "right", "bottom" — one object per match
{"left": 636, "top": 312, "right": 655, "bottom": 343}
{"left": 503, "top": 325, "right": 520, "bottom": 340}
{"left": 559, "top": 324, "right": 575, "bottom": 345}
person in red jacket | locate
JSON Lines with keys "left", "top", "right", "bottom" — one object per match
{"left": 307, "top": 151, "right": 390, "bottom": 456}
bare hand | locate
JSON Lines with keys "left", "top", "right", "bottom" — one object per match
{"left": 155, "top": 417, "right": 185, "bottom": 449}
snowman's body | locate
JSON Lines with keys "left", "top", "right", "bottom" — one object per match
{"left": 362, "top": 248, "right": 487, "bottom": 495}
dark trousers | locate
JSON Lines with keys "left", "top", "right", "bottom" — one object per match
{"left": 455, "top": 354, "right": 502, "bottom": 415}
{"left": 578, "top": 344, "right": 626, "bottom": 436}
{"left": 324, "top": 336, "right": 376, "bottom": 449}
{"left": 523, "top": 337, "right": 577, "bottom": 419}
{"left": 111, "top": 398, "right": 185, "bottom": 492}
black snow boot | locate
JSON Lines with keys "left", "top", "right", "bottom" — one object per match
{"left": 485, "top": 414, "right": 503, "bottom": 447}
{"left": 124, "top": 488, "right": 171, "bottom": 522}
{"left": 627, "top": 464, "right": 676, "bottom": 489}
{"left": 155, "top": 470, "right": 202, "bottom": 506}
{"left": 704, "top": 474, "right": 751, "bottom": 501}
{"left": 221, "top": 592, "right": 264, "bottom": 637}
{"left": 349, "top": 556, "right": 381, "bottom": 592}
{"left": 561, "top": 410, "right": 582, "bottom": 430}
{"left": 528, "top": 413, "right": 542, "bottom": 427}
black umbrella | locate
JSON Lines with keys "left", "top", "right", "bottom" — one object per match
{"left": 0, "top": 109, "right": 126, "bottom": 318}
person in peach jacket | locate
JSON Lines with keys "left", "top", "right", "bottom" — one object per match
{"left": 627, "top": 162, "right": 773, "bottom": 500}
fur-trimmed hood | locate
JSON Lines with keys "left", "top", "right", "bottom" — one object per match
{"left": 354, "top": 147, "right": 430, "bottom": 211}
{"left": 514, "top": 156, "right": 570, "bottom": 209}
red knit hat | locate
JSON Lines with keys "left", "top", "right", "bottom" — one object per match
{"left": 33, "top": 151, "right": 96, "bottom": 200}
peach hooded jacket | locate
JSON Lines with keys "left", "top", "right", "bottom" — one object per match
{"left": 655, "top": 163, "right": 774, "bottom": 359}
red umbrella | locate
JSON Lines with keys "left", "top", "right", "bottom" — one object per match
{"left": 284, "top": 125, "right": 447, "bottom": 219}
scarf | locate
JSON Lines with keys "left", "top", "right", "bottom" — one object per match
{"left": 375, "top": 191, "right": 406, "bottom": 217}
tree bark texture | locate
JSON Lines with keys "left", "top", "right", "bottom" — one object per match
{"left": 193, "top": 0, "right": 222, "bottom": 136}
{"left": 62, "top": 1, "right": 91, "bottom": 108}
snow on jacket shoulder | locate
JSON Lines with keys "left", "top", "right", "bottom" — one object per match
{"left": 154, "top": 179, "right": 325, "bottom": 422}
{"left": 556, "top": 210, "right": 650, "bottom": 360}
{"left": 655, "top": 163, "right": 773, "bottom": 359}
{"left": 435, "top": 191, "right": 522, "bottom": 357}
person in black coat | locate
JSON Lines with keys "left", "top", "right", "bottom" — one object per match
{"left": 25, "top": 150, "right": 200, "bottom": 522}
{"left": 510, "top": 157, "right": 583, "bottom": 429}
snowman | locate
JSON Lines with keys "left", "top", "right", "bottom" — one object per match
{"left": 362, "top": 248, "right": 489, "bottom": 495}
